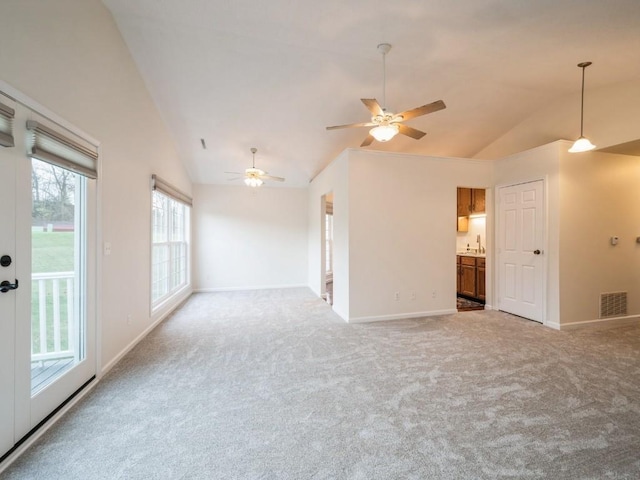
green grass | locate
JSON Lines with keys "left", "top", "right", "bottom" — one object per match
{"left": 32, "top": 231, "right": 74, "bottom": 273}
{"left": 31, "top": 232, "right": 75, "bottom": 353}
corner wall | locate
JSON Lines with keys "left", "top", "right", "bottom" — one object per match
{"left": 558, "top": 149, "right": 640, "bottom": 326}
{"left": 308, "top": 151, "right": 350, "bottom": 320}
{"left": 347, "top": 150, "right": 493, "bottom": 322}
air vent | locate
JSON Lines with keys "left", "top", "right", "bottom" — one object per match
{"left": 599, "top": 292, "right": 627, "bottom": 318}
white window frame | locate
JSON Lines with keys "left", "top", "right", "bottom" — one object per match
{"left": 151, "top": 189, "right": 190, "bottom": 311}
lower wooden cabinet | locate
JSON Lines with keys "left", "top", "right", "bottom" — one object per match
{"left": 476, "top": 257, "right": 486, "bottom": 301}
{"left": 456, "top": 255, "right": 485, "bottom": 302}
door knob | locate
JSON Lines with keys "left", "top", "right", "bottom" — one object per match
{"left": 0, "top": 255, "right": 11, "bottom": 267}
{"left": 533, "top": 249, "right": 542, "bottom": 255}
{"left": 0, "top": 279, "right": 19, "bottom": 293}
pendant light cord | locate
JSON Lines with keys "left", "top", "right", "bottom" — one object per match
{"left": 382, "top": 50, "right": 386, "bottom": 110}
{"left": 580, "top": 65, "right": 585, "bottom": 137}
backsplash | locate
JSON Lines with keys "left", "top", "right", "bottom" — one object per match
{"left": 457, "top": 216, "right": 486, "bottom": 253}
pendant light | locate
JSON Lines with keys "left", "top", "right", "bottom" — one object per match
{"left": 568, "top": 61, "right": 596, "bottom": 153}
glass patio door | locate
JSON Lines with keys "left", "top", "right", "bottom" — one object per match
{"left": 0, "top": 92, "right": 97, "bottom": 462}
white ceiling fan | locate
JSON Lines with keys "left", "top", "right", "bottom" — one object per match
{"left": 326, "top": 43, "right": 446, "bottom": 147}
{"left": 225, "top": 148, "right": 285, "bottom": 187}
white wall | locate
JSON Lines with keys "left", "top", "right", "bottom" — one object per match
{"left": 346, "top": 150, "right": 494, "bottom": 322}
{"left": 0, "top": 0, "right": 192, "bottom": 370}
{"left": 558, "top": 149, "right": 640, "bottom": 326}
{"left": 193, "top": 184, "right": 308, "bottom": 291}
{"left": 308, "top": 151, "right": 350, "bottom": 320}
{"left": 493, "top": 140, "right": 640, "bottom": 328}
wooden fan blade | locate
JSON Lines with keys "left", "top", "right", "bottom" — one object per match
{"left": 397, "top": 123, "right": 426, "bottom": 140}
{"left": 326, "top": 122, "right": 375, "bottom": 131}
{"left": 396, "top": 100, "right": 446, "bottom": 121}
{"left": 260, "top": 174, "right": 285, "bottom": 182}
{"left": 360, "top": 134, "right": 374, "bottom": 147}
{"left": 361, "top": 98, "right": 384, "bottom": 116}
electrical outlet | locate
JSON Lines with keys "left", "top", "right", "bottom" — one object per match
{"left": 127, "top": 314, "right": 132, "bottom": 325}
{"left": 410, "top": 291, "right": 416, "bottom": 300}
{"left": 394, "top": 292, "right": 400, "bottom": 301}
{"left": 432, "top": 290, "right": 437, "bottom": 299}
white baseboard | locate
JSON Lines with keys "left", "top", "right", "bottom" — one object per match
{"left": 348, "top": 309, "right": 457, "bottom": 324}
{"left": 554, "top": 314, "right": 640, "bottom": 331}
{"left": 194, "top": 284, "right": 307, "bottom": 293}
{"left": 100, "top": 288, "right": 192, "bottom": 375}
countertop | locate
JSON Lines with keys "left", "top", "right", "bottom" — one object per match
{"left": 457, "top": 251, "right": 486, "bottom": 258}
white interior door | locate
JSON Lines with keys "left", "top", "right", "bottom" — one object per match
{"left": 498, "top": 180, "right": 545, "bottom": 322}
{"left": 0, "top": 92, "right": 96, "bottom": 461}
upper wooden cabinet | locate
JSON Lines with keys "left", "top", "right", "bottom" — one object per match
{"left": 457, "top": 187, "right": 485, "bottom": 216}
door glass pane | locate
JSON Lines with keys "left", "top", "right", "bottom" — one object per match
{"left": 31, "top": 159, "right": 85, "bottom": 395}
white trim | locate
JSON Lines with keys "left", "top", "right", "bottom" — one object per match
{"left": 194, "top": 284, "right": 307, "bottom": 293}
{"left": 555, "top": 314, "right": 640, "bottom": 331}
{"left": 348, "top": 309, "right": 457, "bottom": 324}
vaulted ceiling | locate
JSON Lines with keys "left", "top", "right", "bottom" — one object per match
{"left": 102, "top": 0, "right": 640, "bottom": 187}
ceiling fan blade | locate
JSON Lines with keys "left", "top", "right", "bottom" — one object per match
{"left": 260, "top": 174, "right": 285, "bottom": 182}
{"left": 326, "top": 122, "right": 376, "bottom": 131}
{"left": 396, "top": 100, "right": 446, "bottom": 121}
{"left": 224, "top": 171, "right": 245, "bottom": 175}
{"left": 397, "top": 123, "right": 427, "bottom": 140}
{"left": 360, "top": 134, "right": 374, "bottom": 147}
{"left": 361, "top": 98, "right": 384, "bottom": 116}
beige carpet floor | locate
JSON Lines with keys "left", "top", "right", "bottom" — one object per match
{"left": 2, "top": 288, "right": 640, "bottom": 479}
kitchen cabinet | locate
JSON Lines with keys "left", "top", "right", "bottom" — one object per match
{"left": 476, "top": 257, "right": 486, "bottom": 301}
{"left": 457, "top": 187, "right": 486, "bottom": 216}
{"left": 457, "top": 188, "right": 472, "bottom": 216}
{"left": 456, "top": 255, "right": 486, "bottom": 302}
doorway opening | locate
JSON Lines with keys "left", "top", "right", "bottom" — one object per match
{"left": 456, "top": 187, "right": 486, "bottom": 312}
{"left": 321, "top": 192, "right": 333, "bottom": 305}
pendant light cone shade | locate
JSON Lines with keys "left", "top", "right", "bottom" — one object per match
{"left": 569, "top": 61, "right": 596, "bottom": 153}
{"left": 370, "top": 124, "right": 399, "bottom": 142}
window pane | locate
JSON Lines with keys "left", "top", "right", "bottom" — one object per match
{"left": 151, "top": 190, "right": 189, "bottom": 308}
{"left": 31, "top": 159, "right": 86, "bottom": 394}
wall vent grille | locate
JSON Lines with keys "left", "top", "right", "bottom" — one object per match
{"left": 599, "top": 292, "right": 627, "bottom": 318}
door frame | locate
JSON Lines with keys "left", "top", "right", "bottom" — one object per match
{"left": 494, "top": 177, "right": 548, "bottom": 325}
{"left": 0, "top": 80, "right": 101, "bottom": 467}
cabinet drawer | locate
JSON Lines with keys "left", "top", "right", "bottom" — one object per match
{"left": 477, "top": 257, "right": 486, "bottom": 268}
{"left": 461, "top": 256, "right": 476, "bottom": 266}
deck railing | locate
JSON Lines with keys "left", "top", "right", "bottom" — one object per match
{"left": 31, "top": 271, "right": 77, "bottom": 365}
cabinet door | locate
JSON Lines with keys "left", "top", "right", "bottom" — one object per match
{"left": 456, "top": 256, "right": 461, "bottom": 294}
{"left": 477, "top": 266, "right": 486, "bottom": 301}
{"left": 457, "top": 188, "right": 472, "bottom": 216}
{"left": 460, "top": 264, "right": 476, "bottom": 297}
{"left": 472, "top": 189, "right": 486, "bottom": 214}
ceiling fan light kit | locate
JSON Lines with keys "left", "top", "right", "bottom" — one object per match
{"left": 568, "top": 61, "right": 596, "bottom": 153}
{"left": 225, "top": 147, "right": 285, "bottom": 187}
{"left": 370, "top": 124, "right": 399, "bottom": 142}
{"left": 326, "top": 43, "right": 446, "bottom": 146}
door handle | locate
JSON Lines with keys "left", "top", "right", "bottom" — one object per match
{"left": 0, "top": 279, "right": 19, "bottom": 293}
{"left": 533, "top": 249, "right": 542, "bottom": 255}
